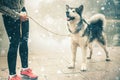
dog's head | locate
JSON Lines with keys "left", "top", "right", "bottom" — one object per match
{"left": 66, "top": 5, "right": 84, "bottom": 21}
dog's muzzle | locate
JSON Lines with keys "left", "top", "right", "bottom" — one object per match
{"left": 66, "top": 11, "right": 75, "bottom": 21}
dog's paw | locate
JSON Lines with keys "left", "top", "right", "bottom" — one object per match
{"left": 68, "top": 66, "right": 75, "bottom": 69}
{"left": 68, "top": 63, "right": 75, "bottom": 69}
{"left": 81, "top": 63, "right": 87, "bottom": 71}
{"left": 106, "top": 58, "right": 111, "bottom": 62}
{"left": 87, "top": 57, "right": 91, "bottom": 59}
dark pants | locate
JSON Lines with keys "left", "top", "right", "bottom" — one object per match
{"left": 2, "top": 8, "right": 29, "bottom": 75}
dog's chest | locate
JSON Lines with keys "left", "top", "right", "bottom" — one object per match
{"left": 70, "top": 27, "right": 88, "bottom": 45}
{"left": 68, "top": 22, "right": 86, "bottom": 36}
{"left": 68, "top": 23, "right": 77, "bottom": 33}
{"left": 71, "top": 34, "right": 80, "bottom": 42}
{"left": 71, "top": 33, "right": 88, "bottom": 45}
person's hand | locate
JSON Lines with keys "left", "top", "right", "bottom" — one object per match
{"left": 20, "top": 12, "right": 28, "bottom": 21}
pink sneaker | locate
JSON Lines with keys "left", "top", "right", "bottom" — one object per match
{"left": 20, "top": 68, "right": 38, "bottom": 79}
{"left": 8, "top": 75, "right": 22, "bottom": 80}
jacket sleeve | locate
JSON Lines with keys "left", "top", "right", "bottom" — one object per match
{"left": 0, "top": 4, "right": 20, "bottom": 20}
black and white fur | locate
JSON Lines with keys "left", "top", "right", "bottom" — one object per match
{"left": 66, "top": 5, "right": 110, "bottom": 71}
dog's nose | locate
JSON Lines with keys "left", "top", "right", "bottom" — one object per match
{"left": 66, "top": 11, "right": 69, "bottom": 15}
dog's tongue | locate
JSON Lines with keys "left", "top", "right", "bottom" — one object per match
{"left": 67, "top": 18, "right": 70, "bottom": 21}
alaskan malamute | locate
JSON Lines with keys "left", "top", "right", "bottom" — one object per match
{"left": 66, "top": 5, "right": 110, "bottom": 71}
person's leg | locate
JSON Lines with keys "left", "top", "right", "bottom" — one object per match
{"left": 2, "top": 15, "right": 20, "bottom": 75}
{"left": 19, "top": 19, "right": 29, "bottom": 68}
{"left": 20, "top": 17, "right": 38, "bottom": 79}
{"left": 19, "top": 8, "right": 38, "bottom": 79}
{"left": 19, "top": 7, "right": 29, "bottom": 69}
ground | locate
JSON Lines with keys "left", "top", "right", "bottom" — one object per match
{"left": 0, "top": 47, "right": 120, "bottom": 80}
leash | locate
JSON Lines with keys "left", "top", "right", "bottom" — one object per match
{"left": 28, "top": 16, "right": 69, "bottom": 37}
{"left": 82, "top": 18, "right": 90, "bottom": 26}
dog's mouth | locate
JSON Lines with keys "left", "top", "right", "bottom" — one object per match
{"left": 67, "top": 16, "right": 75, "bottom": 21}
{"left": 66, "top": 12, "right": 75, "bottom": 21}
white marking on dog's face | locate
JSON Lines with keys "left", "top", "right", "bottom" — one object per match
{"left": 69, "top": 9, "right": 80, "bottom": 17}
{"left": 68, "top": 8, "right": 80, "bottom": 20}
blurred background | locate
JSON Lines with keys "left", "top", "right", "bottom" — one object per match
{"left": 0, "top": 0, "right": 120, "bottom": 55}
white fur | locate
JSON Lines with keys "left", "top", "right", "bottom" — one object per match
{"left": 68, "top": 9, "right": 80, "bottom": 20}
{"left": 89, "top": 14, "right": 106, "bottom": 27}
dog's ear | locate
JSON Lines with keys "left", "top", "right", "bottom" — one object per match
{"left": 76, "top": 5, "right": 84, "bottom": 15}
{"left": 78, "top": 5, "right": 84, "bottom": 14}
{"left": 66, "top": 5, "right": 70, "bottom": 10}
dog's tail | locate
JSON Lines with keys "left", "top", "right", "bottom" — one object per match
{"left": 84, "top": 14, "right": 106, "bottom": 43}
{"left": 89, "top": 14, "right": 106, "bottom": 28}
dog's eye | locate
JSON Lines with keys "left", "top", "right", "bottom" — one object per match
{"left": 73, "top": 11, "right": 75, "bottom": 13}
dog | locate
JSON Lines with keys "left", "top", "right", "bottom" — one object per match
{"left": 66, "top": 4, "right": 110, "bottom": 71}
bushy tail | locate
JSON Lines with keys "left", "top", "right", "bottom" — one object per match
{"left": 89, "top": 14, "right": 106, "bottom": 28}
{"left": 85, "top": 14, "right": 106, "bottom": 42}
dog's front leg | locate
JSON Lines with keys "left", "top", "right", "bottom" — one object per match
{"left": 81, "top": 46, "right": 87, "bottom": 71}
{"left": 68, "top": 42, "right": 77, "bottom": 69}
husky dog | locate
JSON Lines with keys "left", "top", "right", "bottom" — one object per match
{"left": 66, "top": 5, "right": 110, "bottom": 71}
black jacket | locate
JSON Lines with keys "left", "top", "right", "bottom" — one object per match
{"left": 0, "top": 0, "right": 25, "bottom": 20}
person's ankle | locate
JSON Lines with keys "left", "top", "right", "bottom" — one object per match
{"left": 9, "top": 74, "right": 16, "bottom": 78}
{"left": 22, "top": 67, "right": 29, "bottom": 71}
{"left": 8, "top": 75, "right": 22, "bottom": 80}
